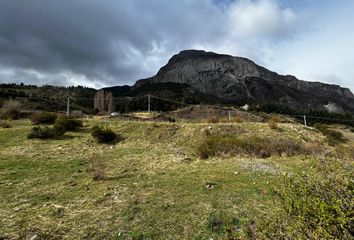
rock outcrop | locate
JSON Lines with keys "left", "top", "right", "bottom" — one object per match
{"left": 133, "top": 50, "right": 354, "bottom": 113}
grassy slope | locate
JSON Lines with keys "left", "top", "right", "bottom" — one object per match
{"left": 0, "top": 118, "right": 351, "bottom": 239}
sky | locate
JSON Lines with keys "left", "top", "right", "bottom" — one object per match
{"left": 0, "top": 0, "right": 353, "bottom": 91}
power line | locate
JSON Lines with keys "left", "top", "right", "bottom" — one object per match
{"left": 1, "top": 89, "right": 354, "bottom": 122}
{"left": 149, "top": 95, "right": 189, "bottom": 106}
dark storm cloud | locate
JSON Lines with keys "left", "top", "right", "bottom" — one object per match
{"left": 0, "top": 0, "right": 298, "bottom": 88}
{"left": 0, "top": 0, "right": 161, "bottom": 86}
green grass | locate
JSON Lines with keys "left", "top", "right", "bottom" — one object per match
{"left": 0, "top": 119, "right": 352, "bottom": 239}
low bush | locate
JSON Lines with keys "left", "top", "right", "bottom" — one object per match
{"left": 30, "top": 112, "right": 57, "bottom": 125}
{"left": 197, "top": 135, "right": 307, "bottom": 159}
{"left": 0, "top": 120, "right": 11, "bottom": 128}
{"left": 91, "top": 125, "right": 121, "bottom": 144}
{"left": 28, "top": 116, "right": 83, "bottom": 140}
{"left": 88, "top": 154, "right": 106, "bottom": 180}
{"left": 27, "top": 126, "right": 63, "bottom": 139}
{"left": 268, "top": 116, "right": 281, "bottom": 129}
{"left": 258, "top": 159, "right": 354, "bottom": 239}
{"left": 53, "top": 116, "right": 82, "bottom": 132}
{"left": 314, "top": 123, "right": 346, "bottom": 146}
{"left": 207, "top": 116, "right": 219, "bottom": 124}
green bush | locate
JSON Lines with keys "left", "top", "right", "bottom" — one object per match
{"left": 314, "top": 123, "right": 346, "bottom": 146}
{"left": 91, "top": 125, "right": 121, "bottom": 144}
{"left": 30, "top": 112, "right": 57, "bottom": 125}
{"left": 28, "top": 116, "right": 82, "bottom": 139}
{"left": 53, "top": 116, "right": 82, "bottom": 132}
{"left": 258, "top": 159, "right": 354, "bottom": 239}
{"left": 27, "top": 126, "right": 63, "bottom": 139}
{"left": 197, "top": 135, "right": 306, "bottom": 159}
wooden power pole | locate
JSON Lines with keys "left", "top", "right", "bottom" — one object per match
{"left": 148, "top": 95, "right": 151, "bottom": 113}
{"left": 67, "top": 97, "right": 70, "bottom": 116}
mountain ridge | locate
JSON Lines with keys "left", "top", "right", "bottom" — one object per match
{"left": 132, "top": 50, "right": 354, "bottom": 113}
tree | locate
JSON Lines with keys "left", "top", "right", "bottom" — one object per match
{"left": 93, "top": 90, "right": 115, "bottom": 113}
{"left": 1, "top": 98, "right": 22, "bottom": 119}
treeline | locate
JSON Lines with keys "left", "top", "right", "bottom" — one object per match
{"left": 0, "top": 83, "right": 97, "bottom": 113}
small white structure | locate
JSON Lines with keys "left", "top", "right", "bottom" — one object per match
{"left": 110, "top": 112, "right": 120, "bottom": 116}
{"left": 241, "top": 104, "right": 249, "bottom": 111}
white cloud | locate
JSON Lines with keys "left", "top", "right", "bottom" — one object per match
{"left": 265, "top": 1, "right": 354, "bottom": 91}
{"left": 227, "top": 0, "right": 296, "bottom": 38}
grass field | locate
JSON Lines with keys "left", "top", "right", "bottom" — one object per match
{"left": 0, "top": 117, "right": 353, "bottom": 239}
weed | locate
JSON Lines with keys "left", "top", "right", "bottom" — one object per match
{"left": 207, "top": 213, "right": 226, "bottom": 233}
{"left": 207, "top": 116, "right": 219, "bottom": 124}
{"left": 0, "top": 120, "right": 11, "bottom": 128}
{"left": 88, "top": 154, "right": 106, "bottom": 180}
{"left": 268, "top": 116, "right": 281, "bottom": 129}
{"left": 129, "top": 231, "right": 144, "bottom": 240}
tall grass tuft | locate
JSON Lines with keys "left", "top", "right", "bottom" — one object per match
{"left": 197, "top": 135, "right": 309, "bottom": 159}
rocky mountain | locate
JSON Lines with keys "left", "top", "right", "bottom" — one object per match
{"left": 133, "top": 50, "right": 354, "bottom": 114}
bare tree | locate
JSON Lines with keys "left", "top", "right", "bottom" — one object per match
{"left": 2, "top": 98, "right": 22, "bottom": 119}
{"left": 93, "top": 90, "right": 115, "bottom": 113}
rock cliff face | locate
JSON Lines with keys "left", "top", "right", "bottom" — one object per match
{"left": 134, "top": 50, "right": 354, "bottom": 113}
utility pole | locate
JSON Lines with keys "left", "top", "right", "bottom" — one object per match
{"left": 148, "top": 95, "right": 151, "bottom": 113}
{"left": 67, "top": 97, "right": 70, "bottom": 116}
{"left": 303, "top": 115, "right": 307, "bottom": 127}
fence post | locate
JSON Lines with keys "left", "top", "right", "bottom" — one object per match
{"left": 67, "top": 97, "right": 70, "bottom": 116}
{"left": 303, "top": 115, "right": 307, "bottom": 127}
{"left": 148, "top": 95, "right": 151, "bottom": 113}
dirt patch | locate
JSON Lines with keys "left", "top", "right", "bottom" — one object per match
{"left": 167, "top": 105, "right": 263, "bottom": 122}
{"left": 109, "top": 113, "right": 175, "bottom": 122}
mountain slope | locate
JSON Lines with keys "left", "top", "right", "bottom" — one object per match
{"left": 133, "top": 50, "right": 354, "bottom": 113}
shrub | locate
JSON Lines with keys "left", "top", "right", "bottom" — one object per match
{"left": 1, "top": 99, "right": 21, "bottom": 120}
{"left": 258, "top": 159, "right": 354, "bottom": 239}
{"left": 30, "top": 112, "right": 57, "bottom": 125}
{"left": 91, "top": 125, "right": 121, "bottom": 144}
{"left": 207, "top": 116, "right": 219, "bottom": 124}
{"left": 206, "top": 213, "right": 226, "bottom": 233}
{"left": 197, "top": 135, "right": 307, "bottom": 159}
{"left": 53, "top": 116, "right": 82, "bottom": 132}
{"left": 88, "top": 154, "right": 106, "bottom": 180}
{"left": 314, "top": 123, "right": 346, "bottom": 146}
{"left": 27, "top": 126, "right": 63, "bottom": 139}
{"left": 0, "top": 120, "right": 11, "bottom": 128}
{"left": 268, "top": 116, "right": 280, "bottom": 129}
